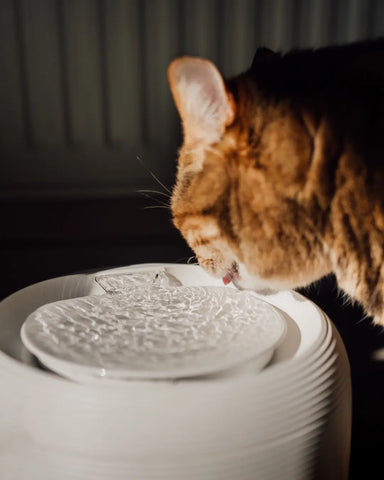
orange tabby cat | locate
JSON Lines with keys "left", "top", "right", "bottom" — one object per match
{"left": 167, "top": 40, "right": 384, "bottom": 325}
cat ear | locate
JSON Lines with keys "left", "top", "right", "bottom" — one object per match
{"left": 251, "top": 47, "right": 275, "bottom": 70}
{"left": 168, "top": 56, "right": 235, "bottom": 145}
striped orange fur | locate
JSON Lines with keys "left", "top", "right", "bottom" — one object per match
{"left": 168, "top": 40, "right": 384, "bottom": 325}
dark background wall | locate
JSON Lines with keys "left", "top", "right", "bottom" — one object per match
{"left": 1, "top": 1, "right": 384, "bottom": 478}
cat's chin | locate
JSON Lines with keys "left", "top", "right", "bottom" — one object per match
{"left": 232, "top": 262, "right": 289, "bottom": 294}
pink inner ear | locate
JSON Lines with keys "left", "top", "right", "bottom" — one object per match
{"left": 168, "top": 57, "right": 234, "bottom": 144}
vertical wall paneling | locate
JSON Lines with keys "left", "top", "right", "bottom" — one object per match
{"left": 252, "top": 0, "right": 264, "bottom": 49}
{"left": 345, "top": 0, "right": 371, "bottom": 42}
{"left": 372, "top": 0, "right": 384, "bottom": 37}
{"left": 220, "top": 0, "right": 257, "bottom": 76}
{"left": 0, "top": 0, "right": 25, "bottom": 146}
{"left": 259, "top": 0, "right": 294, "bottom": 52}
{"left": 19, "top": 0, "right": 65, "bottom": 147}
{"left": 143, "top": 0, "right": 180, "bottom": 153}
{"left": 181, "top": 0, "right": 220, "bottom": 64}
{"left": 103, "top": 0, "right": 141, "bottom": 148}
{"left": 1, "top": 0, "right": 384, "bottom": 196}
{"left": 296, "top": 0, "right": 333, "bottom": 48}
{"left": 62, "top": 0, "right": 104, "bottom": 147}
{"left": 332, "top": 0, "right": 371, "bottom": 44}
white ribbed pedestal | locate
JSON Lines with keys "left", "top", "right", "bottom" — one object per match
{"left": 0, "top": 264, "right": 351, "bottom": 480}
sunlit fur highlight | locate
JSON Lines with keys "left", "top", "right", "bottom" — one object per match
{"left": 168, "top": 40, "right": 384, "bottom": 326}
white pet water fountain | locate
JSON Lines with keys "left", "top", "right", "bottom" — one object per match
{"left": 0, "top": 263, "right": 351, "bottom": 480}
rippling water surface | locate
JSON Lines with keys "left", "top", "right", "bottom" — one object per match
{"left": 23, "top": 270, "right": 282, "bottom": 376}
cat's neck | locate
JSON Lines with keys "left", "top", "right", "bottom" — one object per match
{"left": 327, "top": 149, "right": 384, "bottom": 323}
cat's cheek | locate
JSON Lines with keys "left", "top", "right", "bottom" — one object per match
{"left": 234, "top": 262, "right": 291, "bottom": 293}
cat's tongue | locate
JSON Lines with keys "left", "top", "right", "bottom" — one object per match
{"left": 222, "top": 268, "right": 240, "bottom": 286}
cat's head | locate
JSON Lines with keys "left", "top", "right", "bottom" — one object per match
{"left": 167, "top": 56, "right": 332, "bottom": 291}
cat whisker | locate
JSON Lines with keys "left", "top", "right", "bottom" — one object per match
{"left": 139, "top": 192, "right": 170, "bottom": 208}
{"left": 187, "top": 255, "right": 198, "bottom": 264}
{"left": 138, "top": 189, "right": 171, "bottom": 199}
{"left": 172, "top": 255, "right": 199, "bottom": 265}
{"left": 173, "top": 256, "right": 193, "bottom": 262}
{"left": 143, "top": 205, "right": 170, "bottom": 210}
{"left": 136, "top": 156, "right": 172, "bottom": 195}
